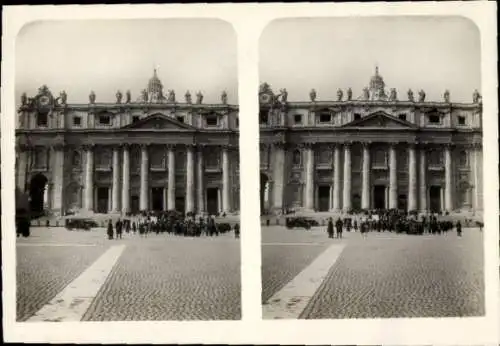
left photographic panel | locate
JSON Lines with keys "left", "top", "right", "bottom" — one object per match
{"left": 15, "top": 19, "right": 241, "bottom": 321}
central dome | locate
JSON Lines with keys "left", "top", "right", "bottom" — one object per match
{"left": 369, "top": 66, "right": 385, "bottom": 90}
{"left": 147, "top": 69, "right": 163, "bottom": 94}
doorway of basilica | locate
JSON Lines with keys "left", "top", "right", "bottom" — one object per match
{"left": 29, "top": 173, "right": 48, "bottom": 217}
{"left": 151, "top": 188, "right": 163, "bottom": 211}
{"left": 373, "top": 185, "right": 386, "bottom": 210}
{"left": 429, "top": 186, "right": 442, "bottom": 213}
{"left": 318, "top": 185, "right": 330, "bottom": 212}
{"left": 206, "top": 188, "right": 218, "bottom": 215}
{"left": 96, "top": 187, "right": 109, "bottom": 214}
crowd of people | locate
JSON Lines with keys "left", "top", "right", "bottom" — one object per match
{"left": 105, "top": 211, "right": 240, "bottom": 240}
{"left": 326, "top": 209, "right": 474, "bottom": 239}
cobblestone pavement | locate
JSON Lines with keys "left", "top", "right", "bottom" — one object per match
{"left": 262, "top": 226, "right": 484, "bottom": 319}
{"left": 17, "top": 227, "right": 241, "bottom": 321}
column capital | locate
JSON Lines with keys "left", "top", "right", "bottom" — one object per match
{"left": 50, "top": 144, "right": 66, "bottom": 151}
{"left": 82, "top": 144, "right": 95, "bottom": 151}
{"left": 165, "top": 144, "right": 176, "bottom": 150}
{"left": 302, "top": 142, "right": 316, "bottom": 150}
{"left": 360, "top": 141, "right": 372, "bottom": 148}
{"left": 407, "top": 143, "right": 417, "bottom": 149}
{"left": 120, "top": 143, "right": 131, "bottom": 150}
{"left": 443, "top": 143, "right": 454, "bottom": 150}
{"left": 185, "top": 144, "right": 196, "bottom": 150}
{"left": 272, "top": 142, "right": 287, "bottom": 150}
{"left": 17, "top": 144, "right": 30, "bottom": 151}
{"left": 343, "top": 141, "right": 353, "bottom": 149}
{"left": 139, "top": 143, "right": 150, "bottom": 150}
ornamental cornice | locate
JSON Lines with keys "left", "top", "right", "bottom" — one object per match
{"left": 283, "top": 100, "right": 480, "bottom": 111}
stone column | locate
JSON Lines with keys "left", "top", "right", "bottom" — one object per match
{"left": 332, "top": 144, "right": 341, "bottom": 210}
{"left": 444, "top": 144, "right": 453, "bottom": 211}
{"left": 473, "top": 144, "right": 482, "bottom": 212}
{"left": 139, "top": 144, "right": 149, "bottom": 211}
{"left": 51, "top": 144, "right": 65, "bottom": 216}
{"left": 418, "top": 146, "right": 427, "bottom": 212}
{"left": 185, "top": 145, "right": 195, "bottom": 214}
{"left": 121, "top": 145, "right": 130, "bottom": 214}
{"left": 84, "top": 145, "right": 94, "bottom": 211}
{"left": 361, "top": 142, "right": 370, "bottom": 210}
{"left": 167, "top": 145, "right": 176, "bottom": 210}
{"left": 408, "top": 144, "right": 418, "bottom": 211}
{"left": 16, "top": 146, "right": 28, "bottom": 192}
{"left": 343, "top": 143, "right": 352, "bottom": 211}
{"left": 304, "top": 143, "right": 315, "bottom": 210}
{"left": 222, "top": 146, "right": 230, "bottom": 213}
{"left": 197, "top": 146, "right": 205, "bottom": 214}
{"left": 388, "top": 143, "right": 398, "bottom": 209}
{"left": 112, "top": 146, "right": 121, "bottom": 212}
{"left": 272, "top": 143, "right": 285, "bottom": 212}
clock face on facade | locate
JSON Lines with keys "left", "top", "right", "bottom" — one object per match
{"left": 259, "top": 93, "right": 272, "bottom": 104}
{"left": 39, "top": 96, "right": 50, "bottom": 106}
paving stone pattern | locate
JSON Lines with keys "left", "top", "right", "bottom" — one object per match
{"left": 16, "top": 246, "right": 106, "bottom": 321}
{"left": 301, "top": 230, "right": 484, "bottom": 319}
{"left": 83, "top": 236, "right": 241, "bottom": 321}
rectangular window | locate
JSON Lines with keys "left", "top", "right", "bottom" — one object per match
{"left": 37, "top": 113, "right": 48, "bottom": 127}
{"left": 73, "top": 116, "right": 82, "bottom": 126}
{"left": 259, "top": 110, "right": 268, "bottom": 124}
{"left": 176, "top": 116, "right": 184, "bottom": 123}
{"left": 294, "top": 114, "right": 302, "bottom": 124}
{"left": 354, "top": 113, "right": 361, "bottom": 121}
{"left": 132, "top": 116, "right": 140, "bottom": 123}
{"left": 458, "top": 116, "right": 466, "bottom": 125}
{"left": 428, "top": 114, "right": 440, "bottom": 124}
{"left": 206, "top": 115, "right": 218, "bottom": 126}
{"left": 319, "top": 113, "right": 331, "bottom": 123}
{"left": 99, "top": 115, "right": 111, "bottom": 125}
{"left": 398, "top": 113, "right": 407, "bottom": 121}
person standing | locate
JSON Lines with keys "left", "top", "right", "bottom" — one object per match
{"left": 107, "top": 220, "right": 114, "bottom": 240}
{"left": 335, "top": 218, "right": 343, "bottom": 239}
{"left": 234, "top": 223, "right": 240, "bottom": 239}
{"left": 327, "top": 217, "right": 334, "bottom": 239}
{"left": 456, "top": 220, "right": 462, "bottom": 237}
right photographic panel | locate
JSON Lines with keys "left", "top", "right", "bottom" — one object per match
{"left": 259, "top": 17, "right": 484, "bottom": 319}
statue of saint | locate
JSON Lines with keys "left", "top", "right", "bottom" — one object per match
{"left": 141, "top": 89, "right": 148, "bottom": 103}
{"left": 309, "top": 88, "right": 317, "bottom": 102}
{"left": 347, "top": 88, "right": 353, "bottom": 101}
{"left": 363, "top": 87, "right": 370, "bottom": 100}
{"left": 389, "top": 88, "right": 397, "bottom": 101}
{"left": 418, "top": 89, "right": 426, "bottom": 103}
{"left": 60, "top": 90, "right": 67, "bottom": 104}
{"left": 473, "top": 89, "right": 481, "bottom": 103}
{"left": 443, "top": 90, "right": 450, "bottom": 103}
{"left": 185, "top": 91, "right": 192, "bottom": 104}
{"left": 337, "top": 89, "right": 343, "bottom": 101}
{"left": 126, "top": 90, "right": 131, "bottom": 103}
{"left": 167, "top": 90, "right": 176, "bottom": 103}
{"left": 221, "top": 90, "right": 228, "bottom": 104}
{"left": 279, "top": 88, "right": 288, "bottom": 103}
{"left": 89, "top": 91, "right": 96, "bottom": 104}
{"left": 21, "top": 92, "right": 27, "bottom": 106}
{"left": 116, "top": 90, "right": 123, "bottom": 104}
{"left": 196, "top": 91, "right": 203, "bottom": 104}
{"left": 408, "top": 89, "right": 414, "bottom": 102}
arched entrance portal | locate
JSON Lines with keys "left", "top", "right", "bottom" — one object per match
{"left": 260, "top": 173, "right": 270, "bottom": 215}
{"left": 29, "top": 174, "right": 48, "bottom": 217}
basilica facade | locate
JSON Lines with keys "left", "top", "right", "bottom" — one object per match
{"left": 259, "top": 68, "right": 483, "bottom": 215}
{"left": 16, "top": 70, "right": 240, "bottom": 217}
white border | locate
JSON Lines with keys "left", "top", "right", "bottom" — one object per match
{"left": 2, "top": 3, "right": 498, "bottom": 344}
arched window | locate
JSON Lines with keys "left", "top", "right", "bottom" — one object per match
{"left": 292, "top": 149, "right": 301, "bottom": 166}
{"left": 459, "top": 150, "right": 468, "bottom": 167}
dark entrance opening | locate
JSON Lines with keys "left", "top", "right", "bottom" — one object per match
{"left": 96, "top": 187, "right": 109, "bottom": 213}
{"left": 131, "top": 195, "right": 139, "bottom": 214}
{"left": 151, "top": 188, "right": 163, "bottom": 211}
{"left": 352, "top": 193, "right": 361, "bottom": 212}
{"left": 429, "top": 186, "right": 441, "bottom": 213}
{"left": 260, "top": 173, "right": 269, "bottom": 215}
{"left": 175, "top": 196, "right": 185, "bottom": 214}
{"left": 398, "top": 194, "right": 407, "bottom": 211}
{"left": 206, "top": 188, "right": 219, "bottom": 215}
{"left": 374, "top": 185, "right": 386, "bottom": 209}
{"left": 29, "top": 174, "right": 48, "bottom": 217}
{"left": 318, "top": 186, "right": 330, "bottom": 212}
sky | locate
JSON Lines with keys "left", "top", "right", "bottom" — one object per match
{"left": 260, "top": 16, "right": 481, "bottom": 103}
{"left": 16, "top": 19, "right": 237, "bottom": 104}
